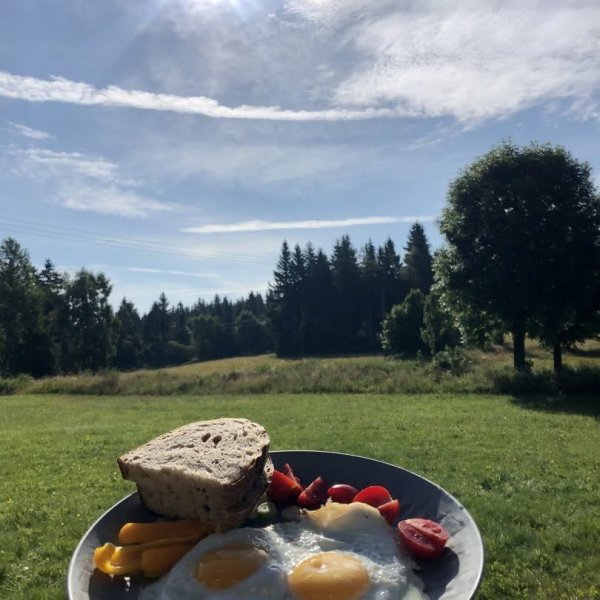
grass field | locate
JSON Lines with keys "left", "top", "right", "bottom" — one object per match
{"left": 1, "top": 392, "right": 598, "bottom": 599}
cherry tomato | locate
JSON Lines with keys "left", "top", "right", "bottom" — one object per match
{"left": 397, "top": 519, "right": 450, "bottom": 559}
{"left": 282, "top": 463, "right": 302, "bottom": 486}
{"left": 403, "top": 518, "right": 450, "bottom": 549}
{"left": 352, "top": 485, "right": 392, "bottom": 508}
{"left": 377, "top": 499, "right": 401, "bottom": 524}
{"left": 266, "top": 470, "right": 303, "bottom": 504}
{"left": 297, "top": 476, "right": 329, "bottom": 508}
{"left": 327, "top": 484, "right": 359, "bottom": 504}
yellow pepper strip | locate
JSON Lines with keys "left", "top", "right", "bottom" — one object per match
{"left": 94, "top": 543, "right": 130, "bottom": 576}
{"left": 118, "top": 519, "right": 214, "bottom": 545}
{"left": 94, "top": 535, "right": 204, "bottom": 577}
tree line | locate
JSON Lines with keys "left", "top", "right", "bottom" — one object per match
{"left": 267, "top": 224, "right": 437, "bottom": 356}
{"left": 0, "top": 237, "right": 272, "bottom": 377}
{"left": 1, "top": 141, "right": 598, "bottom": 378}
{"left": 0, "top": 222, "right": 436, "bottom": 377}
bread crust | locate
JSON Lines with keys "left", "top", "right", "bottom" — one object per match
{"left": 117, "top": 418, "right": 272, "bottom": 530}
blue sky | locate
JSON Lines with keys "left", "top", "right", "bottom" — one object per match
{"left": 1, "top": 0, "right": 599, "bottom": 312}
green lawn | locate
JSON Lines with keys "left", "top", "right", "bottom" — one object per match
{"left": 1, "top": 393, "right": 598, "bottom": 599}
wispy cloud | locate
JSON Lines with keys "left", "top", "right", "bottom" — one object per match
{"left": 127, "top": 267, "right": 217, "bottom": 278}
{"left": 8, "top": 147, "right": 175, "bottom": 218}
{"left": 329, "top": 1, "right": 600, "bottom": 123}
{"left": 2, "top": 3, "right": 599, "bottom": 128}
{"left": 60, "top": 184, "right": 174, "bottom": 218}
{"left": 0, "top": 71, "right": 404, "bottom": 122}
{"left": 8, "top": 121, "right": 51, "bottom": 140}
{"left": 183, "top": 215, "right": 435, "bottom": 234}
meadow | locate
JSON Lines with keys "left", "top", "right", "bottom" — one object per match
{"left": 1, "top": 388, "right": 598, "bottom": 599}
{"left": 2, "top": 340, "right": 600, "bottom": 397}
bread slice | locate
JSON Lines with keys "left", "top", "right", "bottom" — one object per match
{"left": 117, "top": 418, "right": 272, "bottom": 531}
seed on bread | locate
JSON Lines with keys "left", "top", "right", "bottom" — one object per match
{"left": 118, "top": 418, "right": 272, "bottom": 531}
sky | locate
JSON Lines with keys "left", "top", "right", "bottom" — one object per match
{"left": 1, "top": 0, "right": 599, "bottom": 313}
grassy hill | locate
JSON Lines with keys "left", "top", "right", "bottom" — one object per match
{"left": 3, "top": 339, "right": 599, "bottom": 396}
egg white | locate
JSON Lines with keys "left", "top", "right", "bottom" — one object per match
{"left": 140, "top": 502, "right": 428, "bottom": 600}
{"left": 139, "top": 527, "right": 288, "bottom": 600}
{"left": 272, "top": 502, "right": 428, "bottom": 600}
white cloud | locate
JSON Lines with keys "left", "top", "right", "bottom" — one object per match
{"left": 17, "top": 148, "right": 120, "bottom": 180}
{"left": 0, "top": 71, "right": 404, "bottom": 121}
{"left": 8, "top": 122, "right": 51, "bottom": 140}
{"left": 330, "top": 1, "right": 600, "bottom": 123}
{"left": 4, "top": 2, "right": 598, "bottom": 126}
{"left": 60, "top": 184, "right": 174, "bottom": 218}
{"left": 183, "top": 215, "right": 435, "bottom": 234}
{"left": 127, "top": 267, "right": 217, "bottom": 278}
{"left": 8, "top": 147, "right": 174, "bottom": 218}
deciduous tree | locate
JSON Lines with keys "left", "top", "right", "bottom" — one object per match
{"left": 436, "top": 141, "right": 600, "bottom": 371}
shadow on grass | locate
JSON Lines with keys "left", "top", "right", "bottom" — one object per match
{"left": 493, "top": 365, "right": 600, "bottom": 418}
{"left": 566, "top": 345, "right": 600, "bottom": 358}
{"left": 509, "top": 394, "right": 600, "bottom": 419}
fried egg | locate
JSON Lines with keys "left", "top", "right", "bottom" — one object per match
{"left": 140, "top": 502, "right": 427, "bottom": 600}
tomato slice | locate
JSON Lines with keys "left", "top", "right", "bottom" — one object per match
{"left": 297, "top": 476, "right": 329, "bottom": 508}
{"left": 402, "top": 518, "right": 449, "bottom": 549}
{"left": 377, "top": 499, "right": 401, "bottom": 524}
{"left": 266, "top": 470, "right": 303, "bottom": 504}
{"left": 397, "top": 519, "right": 450, "bottom": 559}
{"left": 352, "top": 485, "right": 392, "bottom": 508}
{"left": 327, "top": 484, "right": 359, "bottom": 504}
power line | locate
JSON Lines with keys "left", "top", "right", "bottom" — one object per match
{"left": 0, "top": 216, "right": 276, "bottom": 266}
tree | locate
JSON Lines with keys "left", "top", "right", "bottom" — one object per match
{"left": 268, "top": 241, "right": 301, "bottom": 356}
{"left": 114, "top": 298, "right": 144, "bottom": 370}
{"left": 62, "top": 269, "right": 117, "bottom": 371}
{"left": 359, "top": 240, "right": 381, "bottom": 350}
{"left": 0, "top": 238, "right": 54, "bottom": 376}
{"left": 380, "top": 289, "right": 427, "bottom": 356}
{"left": 377, "top": 238, "right": 405, "bottom": 320}
{"left": 331, "top": 235, "right": 362, "bottom": 352}
{"left": 421, "top": 291, "right": 461, "bottom": 355}
{"left": 143, "top": 293, "right": 171, "bottom": 367}
{"left": 403, "top": 222, "right": 433, "bottom": 293}
{"left": 37, "top": 259, "right": 67, "bottom": 373}
{"left": 301, "top": 246, "right": 336, "bottom": 354}
{"left": 190, "top": 314, "right": 224, "bottom": 360}
{"left": 235, "top": 310, "right": 268, "bottom": 355}
{"left": 436, "top": 141, "right": 600, "bottom": 371}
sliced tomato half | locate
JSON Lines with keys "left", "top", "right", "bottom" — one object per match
{"left": 402, "top": 518, "right": 450, "bottom": 549}
{"left": 327, "top": 484, "right": 359, "bottom": 504}
{"left": 266, "top": 469, "right": 303, "bottom": 504}
{"left": 282, "top": 463, "right": 302, "bottom": 487}
{"left": 397, "top": 519, "right": 450, "bottom": 559}
{"left": 352, "top": 485, "right": 392, "bottom": 508}
{"left": 297, "top": 476, "right": 329, "bottom": 509}
{"left": 377, "top": 498, "right": 401, "bottom": 524}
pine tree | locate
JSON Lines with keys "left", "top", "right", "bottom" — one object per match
{"left": 403, "top": 223, "right": 433, "bottom": 293}
{"left": 114, "top": 298, "right": 144, "bottom": 370}
{"left": 143, "top": 292, "right": 171, "bottom": 367}
{"left": 0, "top": 238, "right": 54, "bottom": 376}
{"left": 377, "top": 238, "right": 405, "bottom": 321}
{"left": 268, "top": 241, "right": 302, "bottom": 355}
{"left": 331, "top": 235, "right": 362, "bottom": 352}
{"left": 301, "top": 246, "right": 336, "bottom": 354}
{"left": 359, "top": 240, "right": 380, "bottom": 350}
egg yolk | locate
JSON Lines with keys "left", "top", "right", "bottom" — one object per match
{"left": 288, "top": 552, "right": 370, "bottom": 600}
{"left": 195, "top": 543, "right": 268, "bottom": 589}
